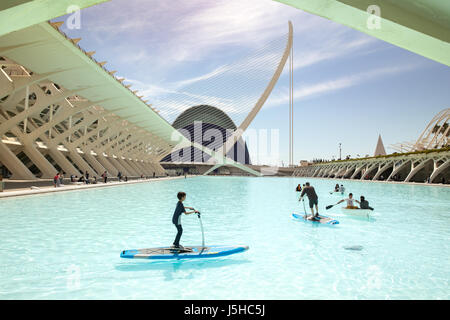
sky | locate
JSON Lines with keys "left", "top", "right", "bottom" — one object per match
{"left": 54, "top": 0, "right": 450, "bottom": 166}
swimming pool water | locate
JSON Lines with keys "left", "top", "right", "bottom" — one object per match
{"left": 0, "top": 176, "right": 449, "bottom": 299}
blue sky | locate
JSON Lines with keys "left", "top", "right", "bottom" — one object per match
{"left": 54, "top": 0, "right": 450, "bottom": 166}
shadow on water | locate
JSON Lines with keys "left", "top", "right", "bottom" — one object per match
{"left": 332, "top": 213, "right": 377, "bottom": 223}
{"left": 291, "top": 214, "right": 340, "bottom": 228}
{"left": 343, "top": 216, "right": 377, "bottom": 223}
{"left": 115, "top": 258, "right": 251, "bottom": 281}
{"left": 343, "top": 245, "right": 364, "bottom": 251}
{"left": 115, "top": 258, "right": 250, "bottom": 273}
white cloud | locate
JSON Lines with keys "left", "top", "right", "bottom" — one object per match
{"left": 266, "top": 64, "right": 419, "bottom": 107}
{"left": 77, "top": 0, "right": 391, "bottom": 123}
{"left": 172, "top": 65, "right": 231, "bottom": 88}
{"left": 288, "top": 36, "right": 377, "bottom": 72}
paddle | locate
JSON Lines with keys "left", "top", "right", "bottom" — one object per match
{"left": 196, "top": 211, "right": 205, "bottom": 249}
{"left": 301, "top": 198, "right": 307, "bottom": 218}
{"left": 326, "top": 203, "right": 338, "bottom": 210}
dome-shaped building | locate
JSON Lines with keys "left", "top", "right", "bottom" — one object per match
{"left": 162, "top": 105, "right": 251, "bottom": 164}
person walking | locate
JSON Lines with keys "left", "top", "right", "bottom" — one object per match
{"left": 53, "top": 172, "right": 60, "bottom": 188}
{"left": 101, "top": 171, "right": 107, "bottom": 184}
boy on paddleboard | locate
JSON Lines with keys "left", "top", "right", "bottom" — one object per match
{"left": 172, "top": 192, "right": 199, "bottom": 249}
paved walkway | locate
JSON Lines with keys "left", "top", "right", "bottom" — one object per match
{"left": 0, "top": 175, "right": 193, "bottom": 199}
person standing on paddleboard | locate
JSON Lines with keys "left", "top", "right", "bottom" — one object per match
{"left": 299, "top": 182, "right": 319, "bottom": 219}
{"left": 172, "top": 192, "right": 199, "bottom": 249}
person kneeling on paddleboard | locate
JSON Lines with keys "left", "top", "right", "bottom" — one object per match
{"left": 336, "top": 193, "right": 359, "bottom": 209}
{"left": 299, "top": 182, "right": 319, "bottom": 220}
{"left": 172, "top": 192, "right": 199, "bottom": 249}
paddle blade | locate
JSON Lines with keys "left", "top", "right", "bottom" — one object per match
{"left": 326, "top": 205, "right": 334, "bottom": 210}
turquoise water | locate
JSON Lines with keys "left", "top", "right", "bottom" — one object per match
{"left": 0, "top": 176, "right": 449, "bottom": 299}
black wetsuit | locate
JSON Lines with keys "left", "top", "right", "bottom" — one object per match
{"left": 172, "top": 201, "right": 186, "bottom": 247}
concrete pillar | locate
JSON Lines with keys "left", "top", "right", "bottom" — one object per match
{"left": 95, "top": 155, "right": 119, "bottom": 176}
{"left": 0, "top": 141, "right": 36, "bottom": 180}
{"left": 387, "top": 160, "right": 410, "bottom": 181}
{"left": 107, "top": 157, "right": 129, "bottom": 177}
{"left": 136, "top": 161, "right": 152, "bottom": 175}
{"left": 430, "top": 159, "right": 450, "bottom": 183}
{"left": 152, "top": 162, "right": 166, "bottom": 176}
{"left": 47, "top": 148, "right": 80, "bottom": 176}
{"left": 66, "top": 147, "right": 97, "bottom": 176}
{"left": 0, "top": 114, "right": 59, "bottom": 179}
{"left": 83, "top": 151, "right": 106, "bottom": 176}
{"left": 21, "top": 144, "right": 58, "bottom": 178}
{"left": 126, "top": 160, "right": 143, "bottom": 176}
{"left": 117, "top": 158, "right": 138, "bottom": 176}
{"left": 405, "top": 158, "right": 433, "bottom": 182}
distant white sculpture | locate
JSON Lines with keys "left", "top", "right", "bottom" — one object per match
{"left": 374, "top": 134, "right": 386, "bottom": 156}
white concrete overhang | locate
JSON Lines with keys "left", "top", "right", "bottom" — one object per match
{"left": 0, "top": 20, "right": 261, "bottom": 176}
{"left": 0, "top": 21, "right": 185, "bottom": 150}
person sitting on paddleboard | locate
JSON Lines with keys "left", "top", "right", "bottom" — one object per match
{"left": 334, "top": 184, "right": 340, "bottom": 192}
{"left": 359, "top": 196, "right": 374, "bottom": 210}
{"left": 172, "top": 192, "right": 199, "bottom": 249}
{"left": 339, "top": 184, "right": 345, "bottom": 194}
{"left": 336, "top": 193, "right": 359, "bottom": 209}
{"left": 299, "top": 182, "right": 319, "bottom": 219}
{"left": 296, "top": 184, "right": 302, "bottom": 192}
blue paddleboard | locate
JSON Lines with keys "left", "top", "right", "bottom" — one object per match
{"left": 120, "top": 245, "right": 249, "bottom": 260}
{"left": 292, "top": 213, "right": 339, "bottom": 225}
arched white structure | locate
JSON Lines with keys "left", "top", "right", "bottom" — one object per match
{"left": 390, "top": 108, "right": 449, "bottom": 153}
{"left": 293, "top": 150, "right": 450, "bottom": 184}
{"left": 412, "top": 108, "right": 449, "bottom": 151}
{"left": 203, "top": 21, "right": 294, "bottom": 176}
{"left": 0, "top": 5, "right": 264, "bottom": 180}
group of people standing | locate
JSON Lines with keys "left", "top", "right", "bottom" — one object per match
{"left": 69, "top": 171, "right": 100, "bottom": 185}
{"left": 53, "top": 170, "right": 109, "bottom": 187}
{"left": 53, "top": 170, "right": 157, "bottom": 188}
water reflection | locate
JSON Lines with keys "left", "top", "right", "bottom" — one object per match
{"left": 115, "top": 258, "right": 250, "bottom": 281}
